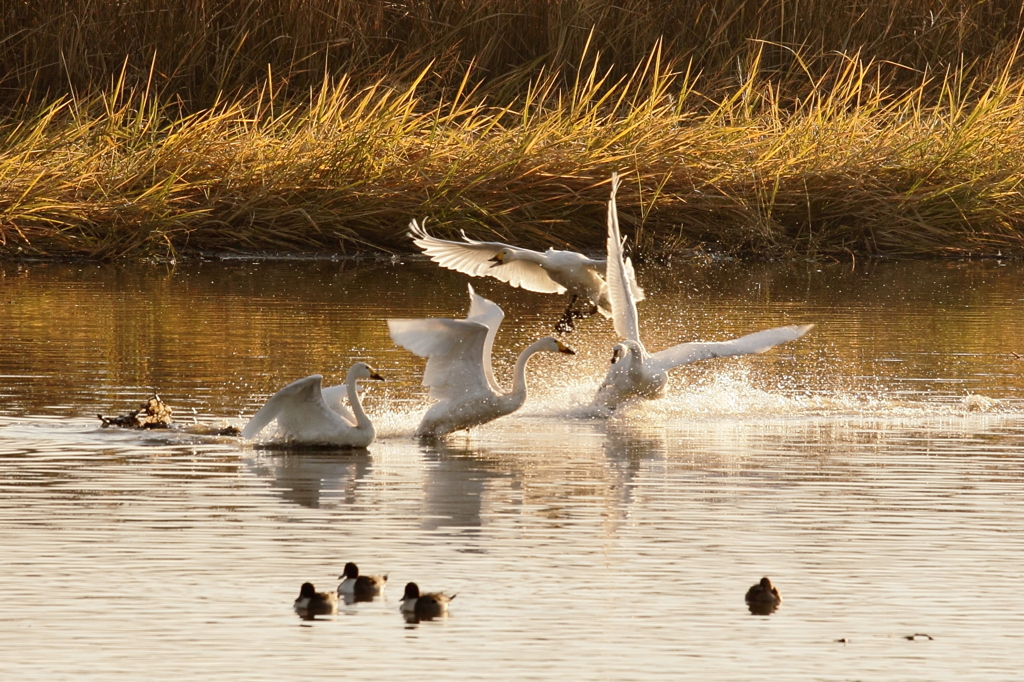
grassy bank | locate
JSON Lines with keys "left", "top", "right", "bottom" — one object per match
{"left": 2, "top": 2, "right": 1024, "bottom": 259}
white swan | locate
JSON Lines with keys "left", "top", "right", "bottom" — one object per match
{"left": 409, "top": 218, "right": 644, "bottom": 332}
{"left": 241, "top": 362, "right": 384, "bottom": 447}
{"left": 593, "top": 173, "right": 814, "bottom": 410}
{"left": 388, "top": 284, "right": 575, "bottom": 437}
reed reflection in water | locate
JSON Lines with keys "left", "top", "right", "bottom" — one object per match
{"left": 0, "top": 259, "right": 1023, "bottom": 679}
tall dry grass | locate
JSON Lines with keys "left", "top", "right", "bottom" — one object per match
{"left": 6, "top": 0, "right": 1024, "bottom": 107}
{"left": 2, "top": 1, "right": 1024, "bottom": 259}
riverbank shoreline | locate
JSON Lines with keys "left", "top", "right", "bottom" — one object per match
{"left": 4, "top": 69, "right": 1024, "bottom": 262}
{"left": 4, "top": 3, "right": 1024, "bottom": 261}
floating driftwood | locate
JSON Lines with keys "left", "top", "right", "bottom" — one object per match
{"left": 98, "top": 395, "right": 241, "bottom": 436}
{"left": 99, "top": 396, "right": 172, "bottom": 429}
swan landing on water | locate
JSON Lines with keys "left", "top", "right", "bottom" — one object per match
{"left": 241, "top": 362, "right": 384, "bottom": 447}
{"left": 389, "top": 284, "right": 575, "bottom": 437}
{"left": 593, "top": 173, "right": 814, "bottom": 411}
{"left": 409, "top": 219, "right": 644, "bottom": 333}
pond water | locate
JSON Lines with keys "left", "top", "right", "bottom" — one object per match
{"left": 1, "top": 258, "right": 1023, "bottom": 680}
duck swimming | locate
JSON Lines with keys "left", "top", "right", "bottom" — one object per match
{"left": 400, "top": 582, "right": 456, "bottom": 621}
{"left": 745, "top": 576, "right": 782, "bottom": 615}
{"left": 337, "top": 562, "right": 388, "bottom": 602}
{"left": 294, "top": 582, "right": 338, "bottom": 618}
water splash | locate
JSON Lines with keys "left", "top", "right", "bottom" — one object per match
{"left": 485, "top": 366, "right": 1023, "bottom": 427}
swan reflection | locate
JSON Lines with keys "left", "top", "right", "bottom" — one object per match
{"left": 249, "top": 449, "right": 372, "bottom": 508}
{"left": 419, "top": 439, "right": 511, "bottom": 532}
{"left": 601, "top": 420, "right": 670, "bottom": 500}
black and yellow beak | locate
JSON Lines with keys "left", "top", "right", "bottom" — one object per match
{"left": 556, "top": 341, "right": 576, "bottom": 355}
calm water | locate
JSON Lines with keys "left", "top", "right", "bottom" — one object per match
{"left": 1, "top": 258, "right": 1023, "bottom": 680}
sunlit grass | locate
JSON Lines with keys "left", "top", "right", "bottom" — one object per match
{"left": 6, "top": 43, "right": 1024, "bottom": 258}
{"left": 3, "top": 44, "right": 1024, "bottom": 259}
{"left": 7, "top": 1, "right": 1022, "bottom": 108}
{"left": 3, "top": 1, "right": 1024, "bottom": 258}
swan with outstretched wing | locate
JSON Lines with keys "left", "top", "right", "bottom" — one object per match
{"left": 389, "top": 284, "right": 575, "bottom": 436}
{"left": 241, "top": 362, "right": 384, "bottom": 447}
{"left": 409, "top": 219, "right": 643, "bottom": 332}
{"left": 593, "top": 173, "right": 814, "bottom": 410}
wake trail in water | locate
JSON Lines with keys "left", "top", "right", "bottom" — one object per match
{"left": 364, "top": 367, "right": 1022, "bottom": 439}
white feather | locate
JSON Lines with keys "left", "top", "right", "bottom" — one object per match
{"left": 594, "top": 173, "right": 814, "bottom": 410}
{"left": 242, "top": 363, "right": 383, "bottom": 447}
{"left": 408, "top": 218, "right": 644, "bottom": 321}
{"left": 389, "top": 284, "right": 575, "bottom": 436}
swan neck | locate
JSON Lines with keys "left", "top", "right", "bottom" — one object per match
{"left": 510, "top": 340, "right": 546, "bottom": 399}
{"left": 346, "top": 371, "right": 371, "bottom": 429}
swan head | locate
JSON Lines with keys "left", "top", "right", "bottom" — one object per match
{"left": 488, "top": 248, "right": 516, "bottom": 267}
{"left": 610, "top": 340, "right": 642, "bottom": 364}
{"left": 610, "top": 343, "right": 627, "bottom": 364}
{"left": 536, "top": 337, "right": 576, "bottom": 355}
{"left": 347, "top": 362, "right": 385, "bottom": 382}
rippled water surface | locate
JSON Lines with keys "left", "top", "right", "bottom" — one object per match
{"left": 1, "top": 258, "right": 1023, "bottom": 680}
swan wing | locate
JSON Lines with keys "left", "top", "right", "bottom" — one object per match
{"left": 409, "top": 219, "right": 565, "bottom": 294}
{"left": 388, "top": 317, "right": 492, "bottom": 401}
{"left": 624, "top": 256, "right": 645, "bottom": 303}
{"left": 466, "top": 284, "right": 504, "bottom": 393}
{"left": 320, "top": 384, "right": 356, "bottom": 422}
{"left": 597, "top": 254, "right": 645, "bottom": 306}
{"left": 648, "top": 324, "right": 815, "bottom": 373}
{"left": 605, "top": 173, "right": 642, "bottom": 343}
{"left": 487, "top": 257, "right": 567, "bottom": 294}
{"left": 241, "top": 374, "right": 348, "bottom": 439}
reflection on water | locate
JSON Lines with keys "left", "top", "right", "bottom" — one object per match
{"left": 3, "top": 257, "right": 1024, "bottom": 420}
{"left": 0, "top": 259, "right": 1023, "bottom": 679}
{"left": 419, "top": 440, "right": 510, "bottom": 532}
{"left": 249, "top": 450, "right": 373, "bottom": 509}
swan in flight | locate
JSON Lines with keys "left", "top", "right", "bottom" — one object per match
{"left": 388, "top": 284, "right": 575, "bottom": 437}
{"left": 593, "top": 173, "right": 814, "bottom": 410}
{"left": 409, "top": 218, "right": 644, "bottom": 332}
{"left": 241, "top": 362, "right": 384, "bottom": 447}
